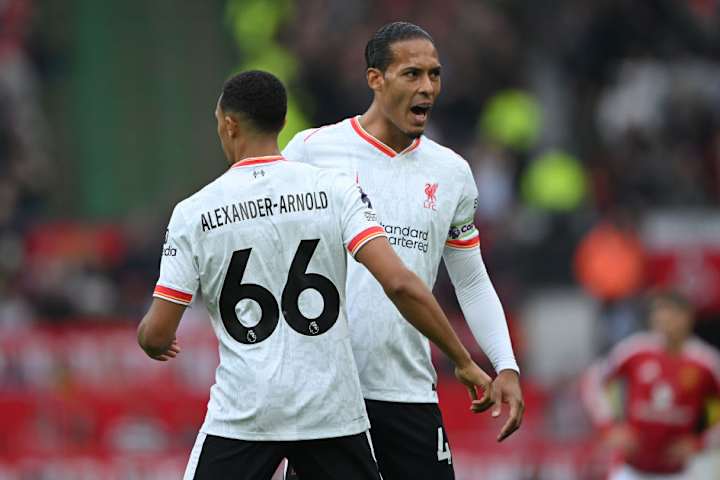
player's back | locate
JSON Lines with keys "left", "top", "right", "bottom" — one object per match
{"left": 161, "top": 155, "right": 381, "bottom": 441}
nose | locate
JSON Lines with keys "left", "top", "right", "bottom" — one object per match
{"left": 418, "top": 73, "right": 433, "bottom": 96}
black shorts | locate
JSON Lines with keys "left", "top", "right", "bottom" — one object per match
{"left": 286, "top": 400, "right": 454, "bottom": 480}
{"left": 185, "top": 431, "right": 381, "bottom": 480}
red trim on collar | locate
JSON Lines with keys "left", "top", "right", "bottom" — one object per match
{"left": 350, "top": 117, "right": 421, "bottom": 158}
{"left": 404, "top": 136, "right": 421, "bottom": 154}
{"left": 231, "top": 155, "right": 285, "bottom": 168}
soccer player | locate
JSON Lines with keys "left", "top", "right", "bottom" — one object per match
{"left": 582, "top": 292, "right": 720, "bottom": 479}
{"left": 282, "top": 22, "right": 523, "bottom": 479}
{"left": 137, "top": 70, "right": 495, "bottom": 480}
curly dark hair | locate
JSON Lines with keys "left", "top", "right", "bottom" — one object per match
{"left": 219, "top": 70, "right": 287, "bottom": 134}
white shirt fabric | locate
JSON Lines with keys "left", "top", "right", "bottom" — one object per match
{"left": 283, "top": 117, "right": 518, "bottom": 403}
{"left": 153, "top": 155, "right": 386, "bottom": 441}
{"left": 609, "top": 464, "right": 689, "bottom": 480}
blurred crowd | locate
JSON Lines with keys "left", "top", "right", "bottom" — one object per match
{"left": 0, "top": 0, "right": 719, "bottom": 362}
{"left": 1, "top": 0, "right": 720, "bottom": 477}
{"left": 0, "top": 0, "right": 717, "bottom": 364}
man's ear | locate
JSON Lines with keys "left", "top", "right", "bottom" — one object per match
{"left": 224, "top": 115, "right": 238, "bottom": 138}
{"left": 367, "top": 68, "right": 384, "bottom": 92}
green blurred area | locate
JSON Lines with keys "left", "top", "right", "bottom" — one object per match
{"left": 225, "top": 0, "right": 310, "bottom": 150}
{"left": 43, "top": 0, "right": 306, "bottom": 219}
{"left": 44, "top": 0, "right": 234, "bottom": 218}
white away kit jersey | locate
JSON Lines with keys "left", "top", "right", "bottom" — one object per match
{"left": 153, "top": 155, "right": 386, "bottom": 441}
{"left": 284, "top": 117, "right": 516, "bottom": 403}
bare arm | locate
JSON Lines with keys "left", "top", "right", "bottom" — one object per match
{"left": 355, "top": 236, "right": 495, "bottom": 410}
{"left": 137, "top": 298, "right": 186, "bottom": 360}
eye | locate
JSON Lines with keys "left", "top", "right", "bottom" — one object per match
{"left": 429, "top": 69, "right": 441, "bottom": 79}
{"left": 405, "top": 70, "right": 418, "bottom": 78}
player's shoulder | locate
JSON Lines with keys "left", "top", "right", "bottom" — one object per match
{"left": 171, "top": 175, "right": 224, "bottom": 218}
{"left": 290, "top": 118, "right": 352, "bottom": 148}
{"left": 685, "top": 337, "right": 720, "bottom": 372}
{"left": 275, "top": 159, "right": 354, "bottom": 191}
{"left": 418, "top": 136, "right": 472, "bottom": 172}
{"left": 313, "top": 164, "right": 355, "bottom": 190}
{"left": 611, "top": 332, "right": 663, "bottom": 362}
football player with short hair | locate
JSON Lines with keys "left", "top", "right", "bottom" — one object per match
{"left": 283, "top": 21, "right": 523, "bottom": 480}
{"left": 583, "top": 292, "right": 720, "bottom": 480}
{"left": 137, "top": 70, "right": 494, "bottom": 480}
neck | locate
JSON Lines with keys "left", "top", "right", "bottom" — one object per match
{"left": 360, "top": 103, "right": 415, "bottom": 153}
{"left": 229, "top": 137, "right": 281, "bottom": 165}
{"left": 665, "top": 336, "right": 686, "bottom": 354}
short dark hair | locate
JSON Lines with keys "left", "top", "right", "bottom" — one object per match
{"left": 648, "top": 290, "right": 694, "bottom": 314}
{"left": 365, "top": 22, "right": 434, "bottom": 72}
{"left": 219, "top": 70, "right": 287, "bottom": 134}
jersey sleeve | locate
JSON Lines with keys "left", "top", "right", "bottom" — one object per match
{"left": 694, "top": 348, "right": 720, "bottom": 449}
{"left": 153, "top": 204, "right": 199, "bottom": 306}
{"left": 581, "top": 337, "right": 642, "bottom": 427}
{"left": 446, "top": 161, "right": 480, "bottom": 250}
{"left": 443, "top": 247, "right": 519, "bottom": 374}
{"left": 281, "top": 129, "right": 311, "bottom": 163}
{"left": 332, "top": 173, "right": 386, "bottom": 258}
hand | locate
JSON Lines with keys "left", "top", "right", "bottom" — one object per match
{"left": 149, "top": 339, "right": 181, "bottom": 361}
{"left": 490, "top": 369, "right": 524, "bottom": 442}
{"left": 454, "top": 361, "right": 494, "bottom": 414}
{"left": 604, "top": 424, "right": 639, "bottom": 456}
{"left": 666, "top": 435, "right": 699, "bottom": 465}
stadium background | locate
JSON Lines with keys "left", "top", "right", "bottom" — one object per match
{"left": 1, "top": 0, "right": 720, "bottom": 478}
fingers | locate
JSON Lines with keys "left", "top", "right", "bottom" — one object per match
{"left": 497, "top": 397, "right": 524, "bottom": 442}
{"left": 470, "top": 384, "right": 493, "bottom": 413}
{"left": 491, "top": 383, "right": 503, "bottom": 417}
{"left": 151, "top": 343, "right": 181, "bottom": 362}
{"left": 165, "top": 346, "right": 180, "bottom": 357}
{"left": 455, "top": 364, "right": 497, "bottom": 414}
{"left": 466, "top": 383, "right": 478, "bottom": 402}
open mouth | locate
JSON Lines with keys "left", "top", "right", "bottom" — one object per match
{"left": 410, "top": 105, "right": 431, "bottom": 115}
{"left": 409, "top": 104, "right": 432, "bottom": 124}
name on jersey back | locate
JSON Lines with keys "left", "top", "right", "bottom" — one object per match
{"left": 200, "top": 191, "right": 329, "bottom": 232}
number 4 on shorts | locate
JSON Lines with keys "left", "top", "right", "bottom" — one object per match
{"left": 437, "top": 427, "right": 452, "bottom": 464}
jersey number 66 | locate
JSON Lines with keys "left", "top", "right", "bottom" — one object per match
{"left": 219, "top": 239, "right": 340, "bottom": 344}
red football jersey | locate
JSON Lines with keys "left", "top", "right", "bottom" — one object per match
{"left": 583, "top": 333, "right": 720, "bottom": 474}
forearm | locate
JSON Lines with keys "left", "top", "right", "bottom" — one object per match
{"left": 137, "top": 321, "right": 173, "bottom": 357}
{"left": 137, "top": 299, "right": 185, "bottom": 357}
{"left": 444, "top": 247, "right": 519, "bottom": 373}
{"left": 580, "top": 362, "right": 617, "bottom": 427}
{"left": 386, "top": 271, "right": 472, "bottom": 368}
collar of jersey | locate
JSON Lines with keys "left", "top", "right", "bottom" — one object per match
{"left": 350, "top": 116, "right": 421, "bottom": 158}
{"left": 231, "top": 155, "right": 285, "bottom": 168}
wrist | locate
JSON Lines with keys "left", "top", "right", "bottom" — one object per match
{"left": 497, "top": 368, "right": 520, "bottom": 378}
{"left": 453, "top": 351, "right": 474, "bottom": 370}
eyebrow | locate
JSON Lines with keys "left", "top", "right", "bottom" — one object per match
{"left": 401, "top": 64, "right": 442, "bottom": 71}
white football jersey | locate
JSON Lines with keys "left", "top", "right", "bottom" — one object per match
{"left": 283, "top": 117, "right": 481, "bottom": 403}
{"left": 153, "top": 155, "right": 386, "bottom": 440}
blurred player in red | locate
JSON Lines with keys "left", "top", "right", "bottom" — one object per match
{"left": 582, "top": 292, "right": 720, "bottom": 479}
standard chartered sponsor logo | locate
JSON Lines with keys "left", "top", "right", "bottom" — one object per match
{"left": 381, "top": 223, "right": 429, "bottom": 253}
